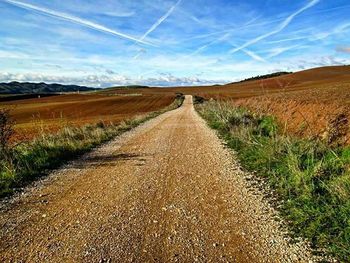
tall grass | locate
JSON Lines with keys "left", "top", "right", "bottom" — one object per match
{"left": 196, "top": 100, "right": 350, "bottom": 261}
{"left": 0, "top": 95, "right": 184, "bottom": 197}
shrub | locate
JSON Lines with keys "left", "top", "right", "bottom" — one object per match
{"left": 193, "top": 95, "right": 207, "bottom": 104}
{"left": 0, "top": 109, "right": 14, "bottom": 162}
{"left": 0, "top": 109, "right": 16, "bottom": 192}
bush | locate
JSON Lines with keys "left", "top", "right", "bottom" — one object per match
{"left": 193, "top": 95, "right": 207, "bottom": 104}
{"left": 196, "top": 100, "right": 350, "bottom": 261}
{"left": 0, "top": 109, "right": 14, "bottom": 161}
{"left": 0, "top": 109, "right": 16, "bottom": 192}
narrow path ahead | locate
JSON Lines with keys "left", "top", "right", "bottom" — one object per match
{"left": 0, "top": 96, "right": 313, "bottom": 262}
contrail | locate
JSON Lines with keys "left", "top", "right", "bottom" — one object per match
{"left": 187, "top": 34, "right": 266, "bottom": 63}
{"left": 177, "top": 17, "right": 291, "bottom": 44}
{"left": 133, "top": 53, "right": 142, "bottom": 60}
{"left": 312, "top": 22, "right": 350, "bottom": 41}
{"left": 267, "top": 44, "right": 305, "bottom": 58}
{"left": 226, "top": 41, "right": 266, "bottom": 62}
{"left": 133, "top": 48, "right": 146, "bottom": 60}
{"left": 241, "top": 48, "right": 266, "bottom": 62}
{"left": 139, "top": 0, "right": 182, "bottom": 41}
{"left": 3, "top": 0, "right": 152, "bottom": 46}
{"left": 266, "top": 36, "right": 310, "bottom": 44}
{"left": 189, "top": 33, "right": 231, "bottom": 56}
{"left": 228, "top": 0, "right": 320, "bottom": 54}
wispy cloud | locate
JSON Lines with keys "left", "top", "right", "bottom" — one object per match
{"left": 228, "top": 0, "right": 320, "bottom": 54}
{"left": 0, "top": 50, "right": 30, "bottom": 59}
{"left": 139, "top": 0, "right": 182, "bottom": 41}
{"left": 3, "top": 0, "right": 152, "bottom": 46}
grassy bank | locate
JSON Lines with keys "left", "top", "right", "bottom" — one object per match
{"left": 0, "top": 95, "right": 184, "bottom": 197}
{"left": 196, "top": 99, "right": 350, "bottom": 261}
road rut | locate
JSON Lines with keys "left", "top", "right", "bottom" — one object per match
{"left": 0, "top": 95, "right": 314, "bottom": 262}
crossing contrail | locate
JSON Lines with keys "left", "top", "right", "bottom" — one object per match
{"left": 228, "top": 0, "right": 320, "bottom": 54}
{"left": 139, "top": 0, "right": 182, "bottom": 41}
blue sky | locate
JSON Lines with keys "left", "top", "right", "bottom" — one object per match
{"left": 0, "top": 0, "right": 350, "bottom": 87}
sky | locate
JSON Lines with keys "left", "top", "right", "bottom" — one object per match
{"left": 0, "top": 0, "right": 350, "bottom": 87}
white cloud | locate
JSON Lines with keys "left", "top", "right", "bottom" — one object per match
{"left": 0, "top": 72, "right": 228, "bottom": 87}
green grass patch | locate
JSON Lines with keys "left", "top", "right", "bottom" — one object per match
{"left": 196, "top": 100, "right": 350, "bottom": 261}
{"left": 0, "top": 95, "right": 184, "bottom": 197}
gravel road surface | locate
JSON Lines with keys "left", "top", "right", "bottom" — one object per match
{"left": 0, "top": 95, "right": 315, "bottom": 262}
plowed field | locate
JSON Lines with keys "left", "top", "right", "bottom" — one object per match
{"left": 0, "top": 94, "right": 175, "bottom": 141}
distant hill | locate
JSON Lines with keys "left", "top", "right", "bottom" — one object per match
{"left": 237, "top": 72, "right": 292, "bottom": 83}
{"left": 0, "top": 82, "right": 96, "bottom": 94}
{"left": 109, "top": 65, "right": 350, "bottom": 100}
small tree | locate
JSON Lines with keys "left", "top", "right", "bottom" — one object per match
{"left": 0, "top": 109, "right": 14, "bottom": 165}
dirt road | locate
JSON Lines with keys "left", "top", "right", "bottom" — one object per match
{"left": 0, "top": 96, "right": 314, "bottom": 262}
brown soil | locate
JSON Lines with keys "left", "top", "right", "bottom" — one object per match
{"left": 0, "top": 94, "right": 175, "bottom": 141}
{"left": 0, "top": 96, "right": 316, "bottom": 262}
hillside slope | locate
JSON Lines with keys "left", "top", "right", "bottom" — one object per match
{"left": 99, "top": 65, "right": 350, "bottom": 99}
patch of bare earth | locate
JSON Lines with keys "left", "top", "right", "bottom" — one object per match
{"left": 0, "top": 96, "right": 317, "bottom": 262}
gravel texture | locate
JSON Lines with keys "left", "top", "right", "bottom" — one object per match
{"left": 0, "top": 95, "right": 317, "bottom": 262}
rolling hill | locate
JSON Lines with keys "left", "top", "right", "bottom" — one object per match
{"left": 0, "top": 82, "right": 95, "bottom": 94}
{"left": 98, "top": 65, "right": 350, "bottom": 99}
{"left": 3, "top": 65, "right": 350, "bottom": 142}
{"left": 98, "top": 65, "right": 350, "bottom": 143}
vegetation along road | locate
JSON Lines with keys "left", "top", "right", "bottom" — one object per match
{"left": 0, "top": 96, "right": 317, "bottom": 262}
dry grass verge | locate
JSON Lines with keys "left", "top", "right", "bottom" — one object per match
{"left": 196, "top": 99, "right": 350, "bottom": 261}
